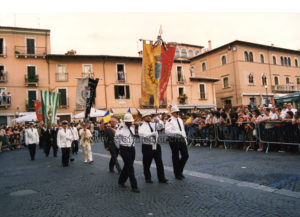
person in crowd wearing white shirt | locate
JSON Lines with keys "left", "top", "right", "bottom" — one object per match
{"left": 138, "top": 112, "right": 168, "bottom": 184}
{"left": 79, "top": 123, "right": 94, "bottom": 164}
{"left": 287, "top": 103, "right": 297, "bottom": 114}
{"left": 25, "top": 122, "right": 39, "bottom": 160}
{"left": 115, "top": 113, "right": 139, "bottom": 193}
{"left": 165, "top": 105, "right": 189, "bottom": 180}
{"left": 70, "top": 122, "right": 79, "bottom": 155}
{"left": 57, "top": 121, "right": 73, "bottom": 167}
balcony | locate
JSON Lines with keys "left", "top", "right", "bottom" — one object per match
{"left": 0, "top": 46, "right": 7, "bottom": 57}
{"left": 0, "top": 71, "right": 7, "bottom": 83}
{"left": 178, "top": 94, "right": 188, "bottom": 104}
{"left": 15, "top": 46, "right": 47, "bottom": 58}
{"left": 177, "top": 77, "right": 186, "bottom": 84}
{"left": 82, "top": 72, "right": 94, "bottom": 79}
{"left": 25, "top": 74, "right": 39, "bottom": 87}
{"left": 0, "top": 94, "right": 11, "bottom": 109}
{"left": 26, "top": 100, "right": 35, "bottom": 112}
{"left": 59, "top": 97, "right": 69, "bottom": 109}
{"left": 140, "top": 98, "right": 167, "bottom": 108}
{"left": 272, "top": 85, "right": 300, "bottom": 93}
{"left": 56, "top": 72, "right": 68, "bottom": 81}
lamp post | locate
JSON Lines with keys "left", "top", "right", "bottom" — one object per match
{"left": 265, "top": 85, "right": 268, "bottom": 105}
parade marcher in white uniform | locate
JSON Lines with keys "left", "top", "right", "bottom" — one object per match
{"left": 57, "top": 120, "right": 73, "bottom": 167}
{"left": 138, "top": 111, "right": 168, "bottom": 184}
{"left": 25, "top": 122, "right": 39, "bottom": 160}
{"left": 79, "top": 123, "right": 94, "bottom": 164}
{"left": 115, "top": 113, "right": 139, "bottom": 193}
{"left": 165, "top": 105, "right": 189, "bottom": 180}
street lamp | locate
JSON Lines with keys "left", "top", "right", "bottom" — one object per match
{"left": 265, "top": 85, "right": 268, "bottom": 105}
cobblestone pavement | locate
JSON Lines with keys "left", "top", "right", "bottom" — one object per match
{"left": 1, "top": 139, "right": 300, "bottom": 217}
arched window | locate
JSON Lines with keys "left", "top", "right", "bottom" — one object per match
{"left": 249, "top": 52, "right": 254, "bottom": 62}
{"left": 175, "top": 48, "right": 180, "bottom": 56}
{"left": 288, "top": 57, "right": 291, "bottom": 66}
{"left": 274, "top": 76, "right": 279, "bottom": 85}
{"left": 284, "top": 57, "right": 287, "bottom": 66}
{"left": 202, "top": 62, "right": 206, "bottom": 72}
{"left": 188, "top": 49, "right": 194, "bottom": 57}
{"left": 181, "top": 48, "right": 187, "bottom": 57}
{"left": 244, "top": 51, "right": 249, "bottom": 62}
{"left": 195, "top": 50, "right": 200, "bottom": 56}
{"left": 273, "top": 56, "right": 276, "bottom": 65}
{"left": 262, "top": 74, "right": 267, "bottom": 86}
{"left": 248, "top": 73, "right": 254, "bottom": 84}
{"left": 295, "top": 59, "right": 298, "bottom": 67}
{"left": 260, "top": 54, "right": 264, "bottom": 63}
{"left": 221, "top": 56, "right": 227, "bottom": 65}
{"left": 280, "top": 56, "right": 284, "bottom": 65}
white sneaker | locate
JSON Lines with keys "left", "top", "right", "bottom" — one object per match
{"left": 84, "top": 160, "right": 88, "bottom": 163}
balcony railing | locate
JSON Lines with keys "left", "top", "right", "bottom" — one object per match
{"left": 177, "top": 77, "right": 186, "bottom": 84}
{"left": 0, "top": 71, "right": 7, "bottom": 82}
{"left": 272, "top": 85, "right": 300, "bottom": 93}
{"left": 140, "top": 98, "right": 167, "bottom": 108}
{"left": 178, "top": 94, "right": 188, "bottom": 104}
{"left": 0, "top": 46, "right": 7, "bottom": 57}
{"left": 59, "top": 97, "right": 69, "bottom": 108}
{"left": 26, "top": 100, "right": 35, "bottom": 112}
{"left": 0, "top": 94, "right": 11, "bottom": 109}
{"left": 25, "top": 74, "right": 39, "bottom": 86}
{"left": 117, "top": 72, "right": 126, "bottom": 82}
{"left": 82, "top": 72, "right": 94, "bottom": 79}
{"left": 56, "top": 72, "right": 68, "bottom": 81}
{"left": 15, "top": 46, "right": 47, "bottom": 58}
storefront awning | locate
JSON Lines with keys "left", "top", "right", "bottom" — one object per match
{"left": 138, "top": 109, "right": 169, "bottom": 116}
{"left": 112, "top": 108, "right": 138, "bottom": 115}
{"left": 174, "top": 104, "right": 216, "bottom": 109}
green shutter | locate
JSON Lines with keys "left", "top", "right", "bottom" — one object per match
{"left": 27, "top": 66, "right": 36, "bottom": 79}
{"left": 27, "top": 39, "right": 35, "bottom": 54}
{"left": 114, "top": 86, "right": 119, "bottom": 99}
{"left": 28, "top": 91, "right": 36, "bottom": 106}
{"left": 126, "top": 85, "right": 130, "bottom": 99}
{"left": 59, "top": 89, "right": 67, "bottom": 106}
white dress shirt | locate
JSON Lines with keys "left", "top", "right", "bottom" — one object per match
{"left": 115, "top": 124, "right": 136, "bottom": 147}
{"left": 25, "top": 128, "right": 39, "bottom": 145}
{"left": 57, "top": 128, "right": 73, "bottom": 148}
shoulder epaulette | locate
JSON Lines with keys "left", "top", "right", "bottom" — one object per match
{"left": 168, "top": 118, "right": 172, "bottom": 122}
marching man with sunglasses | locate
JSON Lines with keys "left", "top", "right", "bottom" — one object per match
{"left": 165, "top": 105, "right": 189, "bottom": 180}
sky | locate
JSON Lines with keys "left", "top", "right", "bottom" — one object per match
{"left": 1, "top": 2, "right": 300, "bottom": 57}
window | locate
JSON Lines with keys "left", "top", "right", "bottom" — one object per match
{"left": 297, "top": 77, "right": 300, "bottom": 85}
{"left": 114, "top": 85, "right": 130, "bottom": 99}
{"left": 274, "top": 76, "right": 279, "bottom": 85}
{"left": 221, "top": 55, "right": 227, "bottom": 65}
{"left": 178, "top": 87, "right": 184, "bottom": 96}
{"left": 188, "top": 49, "right": 194, "bottom": 57}
{"left": 177, "top": 66, "right": 184, "bottom": 82}
{"left": 248, "top": 73, "right": 254, "bottom": 84}
{"left": 249, "top": 52, "right": 253, "bottom": 62}
{"left": 58, "top": 88, "right": 67, "bottom": 107}
{"left": 223, "top": 77, "right": 229, "bottom": 88}
{"left": 288, "top": 57, "right": 291, "bottom": 66}
{"left": 190, "top": 65, "right": 195, "bottom": 77}
{"left": 244, "top": 51, "right": 249, "bottom": 62}
{"left": 26, "top": 38, "right": 35, "bottom": 55}
{"left": 272, "top": 56, "right": 276, "bottom": 65}
{"left": 175, "top": 48, "right": 180, "bottom": 56}
{"left": 27, "top": 66, "right": 36, "bottom": 79}
{"left": 181, "top": 48, "right": 187, "bottom": 57}
{"left": 195, "top": 50, "right": 200, "bottom": 56}
{"left": 284, "top": 57, "right": 287, "bottom": 66}
{"left": 117, "top": 63, "right": 125, "bottom": 81}
{"left": 262, "top": 74, "right": 267, "bottom": 86}
{"left": 280, "top": 56, "right": 284, "bottom": 65}
{"left": 202, "top": 62, "right": 206, "bottom": 72}
{"left": 0, "top": 38, "right": 3, "bottom": 55}
{"left": 0, "top": 65, "right": 5, "bottom": 81}
{"left": 56, "top": 64, "right": 67, "bottom": 81}
{"left": 27, "top": 90, "right": 37, "bottom": 108}
{"left": 286, "top": 77, "right": 290, "bottom": 84}
{"left": 199, "top": 84, "right": 205, "bottom": 99}
{"left": 82, "top": 64, "right": 93, "bottom": 78}
{"left": 295, "top": 59, "right": 298, "bottom": 67}
{"left": 260, "top": 54, "right": 264, "bottom": 63}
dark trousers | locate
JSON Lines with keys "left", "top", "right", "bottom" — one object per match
{"left": 28, "top": 143, "right": 36, "bottom": 160}
{"left": 169, "top": 137, "right": 189, "bottom": 177}
{"left": 61, "top": 147, "right": 70, "bottom": 167}
{"left": 71, "top": 140, "right": 79, "bottom": 154}
{"left": 118, "top": 146, "right": 138, "bottom": 189}
{"left": 109, "top": 145, "right": 121, "bottom": 172}
{"left": 44, "top": 141, "right": 58, "bottom": 157}
{"left": 142, "top": 144, "right": 166, "bottom": 181}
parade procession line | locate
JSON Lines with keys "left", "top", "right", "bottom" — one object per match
{"left": 90, "top": 151, "right": 300, "bottom": 200}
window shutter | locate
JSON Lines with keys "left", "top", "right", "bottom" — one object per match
{"left": 126, "top": 85, "right": 130, "bottom": 99}
{"left": 0, "top": 39, "right": 3, "bottom": 55}
{"left": 28, "top": 66, "right": 36, "bottom": 78}
{"left": 114, "top": 86, "right": 119, "bottom": 99}
{"left": 26, "top": 39, "right": 35, "bottom": 54}
{"left": 59, "top": 89, "right": 67, "bottom": 106}
{"left": 28, "top": 91, "right": 36, "bottom": 106}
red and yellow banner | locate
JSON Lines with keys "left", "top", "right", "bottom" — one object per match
{"left": 34, "top": 101, "right": 43, "bottom": 123}
{"left": 141, "top": 40, "right": 176, "bottom": 108}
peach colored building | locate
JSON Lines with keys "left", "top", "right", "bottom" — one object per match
{"left": 190, "top": 40, "right": 300, "bottom": 108}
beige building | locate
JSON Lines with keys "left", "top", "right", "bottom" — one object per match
{"left": 190, "top": 40, "right": 300, "bottom": 108}
{"left": 0, "top": 26, "right": 217, "bottom": 125}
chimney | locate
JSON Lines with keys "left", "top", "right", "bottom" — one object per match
{"left": 208, "top": 40, "right": 212, "bottom": 51}
{"left": 65, "top": 49, "right": 77, "bottom": 55}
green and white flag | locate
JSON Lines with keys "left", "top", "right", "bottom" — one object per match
{"left": 40, "top": 90, "right": 60, "bottom": 125}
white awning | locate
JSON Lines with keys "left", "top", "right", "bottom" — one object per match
{"left": 73, "top": 108, "right": 106, "bottom": 119}
{"left": 174, "top": 104, "right": 216, "bottom": 109}
{"left": 111, "top": 108, "right": 138, "bottom": 115}
{"left": 137, "top": 109, "right": 169, "bottom": 116}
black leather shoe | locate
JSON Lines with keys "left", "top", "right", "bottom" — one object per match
{"left": 70, "top": 158, "right": 74, "bottom": 162}
{"left": 109, "top": 169, "right": 115, "bottom": 173}
{"left": 119, "top": 183, "right": 126, "bottom": 188}
{"left": 175, "top": 176, "right": 183, "bottom": 180}
{"left": 145, "top": 179, "right": 153, "bottom": 184}
{"left": 89, "top": 161, "right": 93, "bottom": 164}
{"left": 131, "top": 188, "right": 140, "bottom": 193}
{"left": 159, "top": 179, "right": 168, "bottom": 184}
{"left": 180, "top": 174, "right": 185, "bottom": 179}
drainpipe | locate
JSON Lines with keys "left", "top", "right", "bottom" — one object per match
{"left": 232, "top": 47, "right": 239, "bottom": 106}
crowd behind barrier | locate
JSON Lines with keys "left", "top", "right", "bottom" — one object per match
{"left": 0, "top": 102, "right": 300, "bottom": 153}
